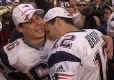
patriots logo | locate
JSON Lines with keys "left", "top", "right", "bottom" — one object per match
{"left": 25, "top": 15, "right": 29, "bottom": 21}
{"left": 24, "top": 5, "right": 29, "bottom": 7}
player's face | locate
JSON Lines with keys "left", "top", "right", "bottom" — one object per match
{"left": 18, "top": 12, "right": 45, "bottom": 41}
{"left": 45, "top": 23, "right": 61, "bottom": 40}
{"left": 46, "top": 18, "right": 71, "bottom": 40}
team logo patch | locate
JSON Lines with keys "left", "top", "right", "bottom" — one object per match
{"left": 6, "top": 41, "right": 19, "bottom": 51}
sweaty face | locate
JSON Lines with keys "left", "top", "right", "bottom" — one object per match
{"left": 20, "top": 12, "right": 45, "bottom": 40}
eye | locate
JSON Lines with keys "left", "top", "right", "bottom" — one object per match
{"left": 35, "top": 15, "right": 41, "bottom": 20}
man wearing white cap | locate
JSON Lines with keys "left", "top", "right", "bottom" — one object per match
{"left": 44, "top": 7, "right": 113, "bottom": 80}
{"left": 0, "top": 3, "right": 52, "bottom": 80}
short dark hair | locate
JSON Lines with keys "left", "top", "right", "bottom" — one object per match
{"left": 19, "top": 21, "right": 31, "bottom": 27}
{"left": 19, "top": 23, "right": 23, "bottom": 27}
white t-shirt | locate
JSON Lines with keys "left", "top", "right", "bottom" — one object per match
{"left": 48, "top": 29, "right": 107, "bottom": 80}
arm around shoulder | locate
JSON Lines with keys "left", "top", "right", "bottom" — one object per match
{"left": 103, "top": 35, "right": 113, "bottom": 60}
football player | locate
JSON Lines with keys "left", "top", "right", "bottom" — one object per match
{"left": 0, "top": 3, "right": 52, "bottom": 80}
{"left": 44, "top": 7, "right": 113, "bottom": 80}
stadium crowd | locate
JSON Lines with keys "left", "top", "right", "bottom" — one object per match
{"left": 0, "top": 0, "right": 114, "bottom": 80}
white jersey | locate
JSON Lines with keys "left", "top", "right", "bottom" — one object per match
{"left": 3, "top": 38, "right": 53, "bottom": 74}
{"left": 48, "top": 29, "right": 107, "bottom": 80}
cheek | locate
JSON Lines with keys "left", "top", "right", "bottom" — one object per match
{"left": 29, "top": 24, "right": 40, "bottom": 32}
{"left": 23, "top": 28, "right": 31, "bottom": 35}
{"left": 54, "top": 27, "right": 62, "bottom": 37}
{"left": 22, "top": 25, "right": 33, "bottom": 34}
{"left": 50, "top": 28, "right": 56, "bottom": 35}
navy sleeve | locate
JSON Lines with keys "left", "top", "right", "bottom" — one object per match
{"left": 0, "top": 48, "right": 16, "bottom": 71}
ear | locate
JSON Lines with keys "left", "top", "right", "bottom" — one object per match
{"left": 16, "top": 26, "right": 23, "bottom": 33}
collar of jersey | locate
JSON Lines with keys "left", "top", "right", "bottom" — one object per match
{"left": 22, "top": 38, "right": 45, "bottom": 50}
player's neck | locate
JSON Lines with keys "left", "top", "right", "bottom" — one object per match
{"left": 23, "top": 38, "right": 45, "bottom": 47}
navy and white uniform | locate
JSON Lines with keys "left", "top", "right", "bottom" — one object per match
{"left": 0, "top": 38, "right": 53, "bottom": 74}
{"left": 48, "top": 29, "right": 107, "bottom": 80}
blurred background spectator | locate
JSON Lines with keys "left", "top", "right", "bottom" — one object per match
{"left": 34, "top": 0, "right": 54, "bottom": 13}
{"left": 0, "top": 6, "right": 11, "bottom": 49}
{"left": 89, "top": 0, "right": 107, "bottom": 20}
{"left": 97, "top": 4, "right": 113, "bottom": 34}
{"left": 77, "top": 0, "right": 88, "bottom": 11}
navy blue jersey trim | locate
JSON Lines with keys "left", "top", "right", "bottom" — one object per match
{"left": 48, "top": 51, "right": 81, "bottom": 68}
{"left": 0, "top": 48, "right": 16, "bottom": 70}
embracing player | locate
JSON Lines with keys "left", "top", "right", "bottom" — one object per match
{"left": 44, "top": 7, "right": 111, "bottom": 80}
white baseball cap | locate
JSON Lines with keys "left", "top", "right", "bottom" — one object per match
{"left": 44, "top": 7, "right": 73, "bottom": 22}
{"left": 12, "top": 4, "right": 44, "bottom": 26}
